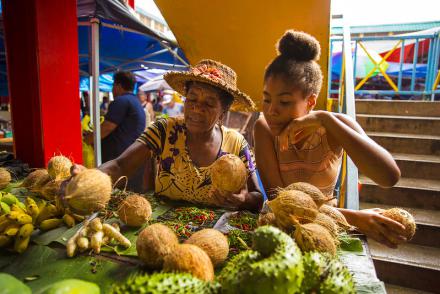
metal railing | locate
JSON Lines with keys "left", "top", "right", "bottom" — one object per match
{"left": 329, "top": 31, "right": 440, "bottom": 101}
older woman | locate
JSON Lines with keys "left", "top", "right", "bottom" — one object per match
{"left": 98, "top": 60, "right": 263, "bottom": 211}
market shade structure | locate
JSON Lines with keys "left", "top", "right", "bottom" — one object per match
{"left": 77, "top": 0, "right": 189, "bottom": 166}
{"left": 155, "top": 0, "right": 331, "bottom": 111}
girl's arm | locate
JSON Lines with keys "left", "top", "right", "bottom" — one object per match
{"left": 254, "top": 117, "right": 285, "bottom": 199}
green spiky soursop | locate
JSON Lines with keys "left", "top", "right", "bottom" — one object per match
{"left": 218, "top": 226, "right": 304, "bottom": 294}
{"left": 300, "top": 252, "right": 330, "bottom": 293}
{"left": 110, "top": 272, "right": 220, "bottom": 294}
{"left": 319, "top": 259, "right": 356, "bottom": 294}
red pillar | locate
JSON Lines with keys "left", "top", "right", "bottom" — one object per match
{"left": 128, "top": 0, "right": 135, "bottom": 9}
{"left": 2, "top": 0, "right": 83, "bottom": 167}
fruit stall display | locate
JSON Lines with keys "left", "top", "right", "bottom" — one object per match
{"left": 0, "top": 155, "right": 416, "bottom": 293}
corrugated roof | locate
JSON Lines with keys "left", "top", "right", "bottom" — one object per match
{"left": 331, "top": 21, "right": 440, "bottom": 35}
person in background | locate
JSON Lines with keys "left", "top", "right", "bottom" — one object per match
{"left": 254, "top": 30, "right": 406, "bottom": 248}
{"left": 84, "top": 71, "right": 146, "bottom": 192}
{"left": 138, "top": 90, "right": 155, "bottom": 127}
{"left": 162, "top": 90, "right": 184, "bottom": 117}
{"left": 100, "top": 95, "right": 110, "bottom": 115}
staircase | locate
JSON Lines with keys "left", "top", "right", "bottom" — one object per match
{"left": 356, "top": 100, "right": 440, "bottom": 294}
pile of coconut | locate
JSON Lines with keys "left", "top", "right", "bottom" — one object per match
{"left": 136, "top": 224, "right": 229, "bottom": 281}
{"left": 259, "top": 182, "right": 416, "bottom": 255}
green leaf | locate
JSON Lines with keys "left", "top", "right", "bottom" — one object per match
{"left": 338, "top": 234, "right": 364, "bottom": 252}
{"left": 1, "top": 245, "right": 139, "bottom": 294}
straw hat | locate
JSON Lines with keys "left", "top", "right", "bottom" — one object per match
{"left": 164, "top": 59, "right": 256, "bottom": 111}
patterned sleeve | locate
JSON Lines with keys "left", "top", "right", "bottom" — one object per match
{"left": 136, "top": 118, "right": 168, "bottom": 155}
{"left": 238, "top": 138, "right": 256, "bottom": 174}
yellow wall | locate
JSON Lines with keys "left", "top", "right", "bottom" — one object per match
{"left": 155, "top": 0, "right": 331, "bottom": 111}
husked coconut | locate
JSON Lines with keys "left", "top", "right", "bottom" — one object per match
{"left": 117, "top": 194, "right": 152, "bottom": 227}
{"left": 268, "top": 189, "right": 318, "bottom": 232}
{"left": 381, "top": 208, "right": 416, "bottom": 240}
{"left": 293, "top": 223, "right": 337, "bottom": 255}
{"left": 40, "top": 180, "right": 63, "bottom": 200}
{"left": 257, "top": 212, "right": 277, "bottom": 227}
{"left": 319, "top": 204, "right": 352, "bottom": 231}
{"left": 211, "top": 154, "right": 248, "bottom": 193}
{"left": 136, "top": 223, "right": 179, "bottom": 269}
{"left": 64, "top": 169, "right": 112, "bottom": 215}
{"left": 22, "top": 169, "right": 48, "bottom": 189}
{"left": 185, "top": 229, "right": 229, "bottom": 267}
{"left": 163, "top": 244, "right": 214, "bottom": 281}
{"left": 0, "top": 167, "right": 11, "bottom": 189}
{"left": 47, "top": 155, "right": 72, "bottom": 181}
{"left": 313, "top": 213, "right": 339, "bottom": 238}
{"left": 286, "top": 182, "right": 331, "bottom": 207}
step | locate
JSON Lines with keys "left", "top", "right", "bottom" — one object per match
{"left": 359, "top": 176, "right": 440, "bottom": 210}
{"left": 393, "top": 153, "right": 440, "bottom": 181}
{"left": 357, "top": 114, "right": 440, "bottom": 136}
{"left": 368, "top": 239, "right": 440, "bottom": 293}
{"left": 360, "top": 202, "right": 440, "bottom": 248}
{"left": 385, "top": 284, "right": 434, "bottom": 294}
{"left": 356, "top": 100, "right": 440, "bottom": 117}
{"left": 366, "top": 132, "right": 440, "bottom": 155}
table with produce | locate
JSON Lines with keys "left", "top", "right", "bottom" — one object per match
{"left": 0, "top": 155, "right": 414, "bottom": 293}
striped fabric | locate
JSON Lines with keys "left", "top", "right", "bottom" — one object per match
{"left": 276, "top": 127, "right": 342, "bottom": 197}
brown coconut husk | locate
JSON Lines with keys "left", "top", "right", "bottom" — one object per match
{"left": 64, "top": 169, "right": 112, "bottom": 215}
{"left": 21, "top": 169, "right": 48, "bottom": 189}
{"left": 286, "top": 182, "right": 333, "bottom": 207}
{"left": 136, "top": 223, "right": 179, "bottom": 269}
{"left": 313, "top": 213, "right": 340, "bottom": 238}
{"left": 31, "top": 174, "right": 52, "bottom": 193}
{"left": 319, "top": 204, "right": 353, "bottom": 231}
{"left": 185, "top": 229, "right": 229, "bottom": 267}
{"left": 47, "top": 155, "right": 72, "bottom": 181}
{"left": 0, "top": 167, "right": 11, "bottom": 189}
{"left": 268, "top": 189, "right": 318, "bottom": 232}
{"left": 293, "top": 222, "right": 337, "bottom": 256}
{"left": 40, "top": 180, "right": 63, "bottom": 201}
{"left": 257, "top": 212, "right": 277, "bottom": 227}
{"left": 211, "top": 154, "right": 248, "bottom": 193}
{"left": 163, "top": 243, "right": 215, "bottom": 281}
{"left": 381, "top": 208, "right": 416, "bottom": 240}
{"left": 117, "top": 194, "right": 152, "bottom": 227}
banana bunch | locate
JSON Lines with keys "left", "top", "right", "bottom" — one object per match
{"left": 0, "top": 193, "right": 83, "bottom": 254}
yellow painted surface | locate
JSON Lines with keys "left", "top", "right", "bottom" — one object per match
{"left": 155, "top": 0, "right": 331, "bottom": 111}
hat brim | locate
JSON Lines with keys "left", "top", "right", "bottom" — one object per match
{"left": 164, "top": 71, "right": 256, "bottom": 112}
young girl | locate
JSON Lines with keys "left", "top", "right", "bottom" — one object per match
{"left": 254, "top": 30, "right": 406, "bottom": 248}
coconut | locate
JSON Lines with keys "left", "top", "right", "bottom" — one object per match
{"left": 0, "top": 168, "right": 11, "bottom": 189}
{"left": 31, "top": 173, "right": 52, "bottom": 193}
{"left": 210, "top": 154, "right": 248, "bottom": 193}
{"left": 47, "top": 155, "right": 72, "bottom": 181}
{"left": 313, "top": 213, "right": 339, "bottom": 238}
{"left": 268, "top": 189, "right": 318, "bottom": 232}
{"left": 381, "top": 208, "right": 416, "bottom": 240}
{"left": 21, "top": 169, "right": 48, "bottom": 189}
{"left": 64, "top": 169, "right": 112, "bottom": 215}
{"left": 163, "top": 244, "right": 215, "bottom": 281}
{"left": 185, "top": 229, "right": 229, "bottom": 267}
{"left": 136, "top": 223, "right": 179, "bottom": 269}
{"left": 293, "top": 223, "right": 337, "bottom": 255}
{"left": 40, "top": 180, "right": 63, "bottom": 200}
{"left": 117, "top": 194, "right": 152, "bottom": 227}
{"left": 286, "top": 182, "right": 331, "bottom": 207}
{"left": 319, "top": 204, "right": 352, "bottom": 231}
{"left": 257, "top": 212, "right": 277, "bottom": 227}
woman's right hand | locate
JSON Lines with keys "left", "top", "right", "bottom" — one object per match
{"left": 351, "top": 208, "right": 407, "bottom": 248}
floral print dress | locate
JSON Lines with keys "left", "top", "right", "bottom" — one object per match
{"left": 137, "top": 117, "right": 256, "bottom": 205}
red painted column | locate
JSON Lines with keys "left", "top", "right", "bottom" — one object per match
{"left": 2, "top": 0, "right": 83, "bottom": 167}
{"left": 128, "top": 0, "right": 135, "bottom": 9}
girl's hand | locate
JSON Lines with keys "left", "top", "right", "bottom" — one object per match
{"left": 279, "top": 111, "right": 325, "bottom": 151}
{"left": 353, "top": 208, "right": 407, "bottom": 248}
{"left": 210, "top": 187, "right": 247, "bottom": 210}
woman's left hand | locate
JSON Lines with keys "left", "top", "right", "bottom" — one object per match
{"left": 211, "top": 188, "right": 247, "bottom": 210}
{"left": 279, "top": 111, "right": 325, "bottom": 151}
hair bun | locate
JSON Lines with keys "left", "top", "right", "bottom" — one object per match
{"left": 277, "top": 30, "right": 321, "bottom": 61}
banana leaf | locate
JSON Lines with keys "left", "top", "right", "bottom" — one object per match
{"left": 0, "top": 245, "right": 139, "bottom": 294}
